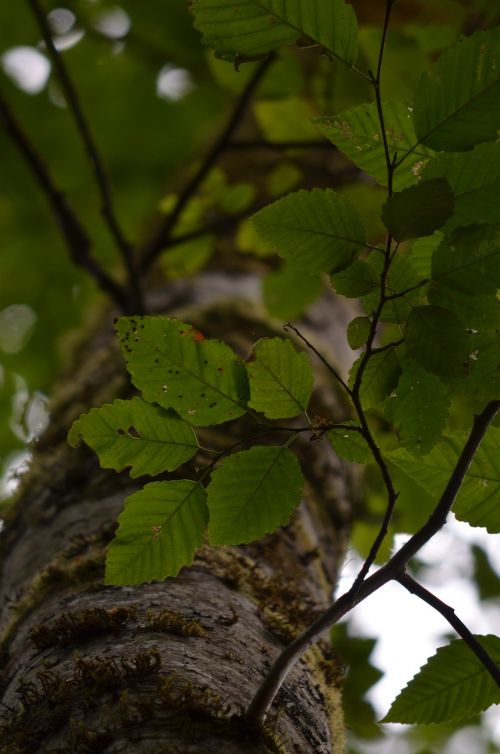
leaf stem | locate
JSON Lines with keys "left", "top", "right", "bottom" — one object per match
{"left": 396, "top": 572, "right": 500, "bottom": 689}
{"left": 246, "top": 399, "right": 500, "bottom": 729}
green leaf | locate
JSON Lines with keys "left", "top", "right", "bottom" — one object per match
{"left": 413, "top": 28, "right": 500, "bottom": 151}
{"left": 162, "top": 234, "right": 215, "bottom": 280}
{"left": 423, "top": 143, "right": 500, "bottom": 232}
{"left": 347, "top": 316, "right": 371, "bottom": 349}
{"left": 328, "top": 423, "right": 372, "bottom": 464}
{"left": 384, "top": 359, "right": 449, "bottom": 452}
{"left": 105, "top": 481, "right": 208, "bottom": 585}
{"left": 383, "top": 635, "right": 500, "bottom": 724}
{"left": 348, "top": 348, "right": 401, "bottom": 410}
{"left": 263, "top": 263, "right": 323, "bottom": 320}
{"left": 431, "top": 225, "right": 500, "bottom": 296}
{"left": 315, "top": 100, "right": 435, "bottom": 190}
{"left": 247, "top": 337, "right": 313, "bottom": 419}
{"left": 381, "top": 179, "right": 454, "bottom": 242}
{"left": 68, "top": 397, "right": 198, "bottom": 477}
{"left": 207, "top": 445, "right": 303, "bottom": 545}
{"left": 115, "top": 317, "right": 249, "bottom": 426}
{"left": 428, "top": 284, "right": 500, "bottom": 331}
{"left": 330, "top": 259, "right": 378, "bottom": 298}
{"left": 253, "top": 189, "right": 365, "bottom": 273}
{"left": 388, "top": 429, "right": 500, "bottom": 532}
{"left": 362, "top": 254, "right": 425, "bottom": 324}
{"left": 408, "top": 233, "right": 444, "bottom": 279}
{"left": 405, "top": 306, "right": 469, "bottom": 378}
{"left": 190, "top": 0, "right": 358, "bottom": 64}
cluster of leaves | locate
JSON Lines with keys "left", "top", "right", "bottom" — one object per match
{"left": 67, "top": 0, "right": 500, "bottom": 740}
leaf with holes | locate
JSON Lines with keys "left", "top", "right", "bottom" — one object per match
{"left": 190, "top": 0, "right": 358, "bottom": 64}
{"left": 115, "top": 317, "right": 249, "bottom": 426}
{"left": 381, "top": 179, "right": 454, "bottom": 241}
{"left": 68, "top": 397, "right": 198, "bottom": 477}
{"left": 253, "top": 189, "right": 365, "bottom": 273}
{"left": 105, "top": 481, "right": 208, "bottom": 585}
{"left": 413, "top": 28, "right": 500, "bottom": 151}
{"left": 247, "top": 338, "right": 313, "bottom": 419}
{"left": 207, "top": 445, "right": 303, "bottom": 545}
{"left": 383, "top": 635, "right": 500, "bottom": 724}
{"left": 388, "top": 428, "right": 500, "bottom": 532}
{"left": 315, "top": 100, "right": 435, "bottom": 190}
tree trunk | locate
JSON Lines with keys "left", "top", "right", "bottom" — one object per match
{"left": 0, "top": 274, "right": 355, "bottom": 754}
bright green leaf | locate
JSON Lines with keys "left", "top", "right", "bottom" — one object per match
{"left": 191, "top": 0, "right": 358, "bottom": 64}
{"left": 413, "top": 28, "right": 500, "bottom": 151}
{"left": 329, "top": 423, "right": 372, "bottom": 464}
{"left": 207, "top": 445, "right": 303, "bottom": 545}
{"left": 68, "top": 397, "right": 198, "bottom": 477}
{"left": 247, "top": 337, "right": 313, "bottom": 418}
{"left": 253, "top": 189, "right": 365, "bottom": 273}
{"left": 405, "top": 306, "right": 469, "bottom": 377}
{"left": 115, "top": 316, "right": 249, "bottom": 426}
{"left": 315, "top": 100, "right": 435, "bottom": 190}
{"left": 381, "top": 179, "right": 454, "bottom": 242}
{"left": 347, "top": 316, "right": 371, "bottom": 349}
{"left": 383, "top": 635, "right": 500, "bottom": 724}
{"left": 105, "top": 481, "right": 208, "bottom": 585}
{"left": 388, "top": 429, "right": 500, "bottom": 532}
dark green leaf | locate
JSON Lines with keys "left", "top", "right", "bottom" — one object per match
{"left": 247, "top": 337, "right": 313, "bottom": 419}
{"left": 347, "top": 316, "right": 371, "bottom": 349}
{"left": 207, "top": 445, "right": 303, "bottom": 545}
{"left": 413, "top": 28, "right": 500, "bottom": 151}
{"left": 431, "top": 225, "right": 500, "bottom": 296}
{"left": 68, "top": 397, "right": 197, "bottom": 477}
{"left": 253, "top": 189, "right": 365, "bottom": 273}
{"left": 381, "top": 179, "right": 454, "bottom": 242}
{"left": 405, "top": 306, "right": 469, "bottom": 377}
{"left": 105, "top": 481, "right": 208, "bottom": 585}
{"left": 191, "top": 0, "right": 358, "bottom": 63}
{"left": 329, "top": 423, "right": 372, "bottom": 463}
{"left": 330, "top": 259, "right": 378, "bottom": 298}
{"left": 348, "top": 348, "right": 401, "bottom": 409}
{"left": 263, "top": 263, "right": 323, "bottom": 320}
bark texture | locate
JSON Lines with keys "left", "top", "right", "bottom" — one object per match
{"left": 0, "top": 274, "right": 356, "bottom": 754}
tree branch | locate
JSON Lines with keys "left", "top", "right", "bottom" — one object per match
{"left": 0, "top": 89, "right": 128, "bottom": 310}
{"left": 284, "top": 322, "right": 351, "bottom": 395}
{"left": 139, "top": 55, "right": 274, "bottom": 273}
{"left": 246, "top": 399, "right": 500, "bottom": 728}
{"left": 28, "top": 0, "right": 143, "bottom": 312}
{"left": 397, "top": 571, "right": 500, "bottom": 689}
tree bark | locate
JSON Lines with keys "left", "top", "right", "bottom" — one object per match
{"left": 0, "top": 274, "right": 356, "bottom": 754}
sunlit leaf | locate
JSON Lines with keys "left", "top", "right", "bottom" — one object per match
{"left": 247, "top": 337, "right": 313, "bottom": 418}
{"left": 253, "top": 189, "right": 365, "bottom": 273}
{"left": 316, "top": 100, "right": 435, "bottom": 190}
{"left": 207, "top": 445, "right": 303, "bottom": 544}
{"left": 105, "top": 481, "right": 208, "bottom": 585}
{"left": 68, "top": 397, "right": 197, "bottom": 477}
{"left": 115, "top": 317, "right": 249, "bottom": 426}
{"left": 383, "top": 635, "right": 500, "bottom": 724}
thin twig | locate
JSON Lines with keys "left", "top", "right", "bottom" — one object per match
{"left": 246, "top": 399, "right": 500, "bottom": 729}
{"left": 0, "top": 89, "right": 128, "bottom": 310}
{"left": 397, "top": 572, "right": 500, "bottom": 689}
{"left": 28, "top": 0, "right": 143, "bottom": 312}
{"left": 284, "top": 323, "right": 351, "bottom": 395}
{"left": 139, "top": 55, "right": 274, "bottom": 272}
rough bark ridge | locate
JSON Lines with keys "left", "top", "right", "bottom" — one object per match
{"left": 0, "top": 274, "right": 355, "bottom": 754}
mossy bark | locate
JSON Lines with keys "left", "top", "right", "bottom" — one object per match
{"left": 0, "top": 275, "right": 356, "bottom": 754}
